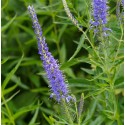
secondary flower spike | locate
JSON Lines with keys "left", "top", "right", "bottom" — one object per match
{"left": 90, "top": 0, "right": 110, "bottom": 36}
{"left": 28, "top": 5, "right": 73, "bottom": 102}
{"left": 122, "top": 0, "right": 124, "bottom": 6}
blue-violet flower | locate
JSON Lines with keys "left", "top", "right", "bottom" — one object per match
{"left": 90, "top": 0, "right": 110, "bottom": 36}
{"left": 116, "top": 0, "right": 124, "bottom": 24}
{"left": 28, "top": 5, "right": 73, "bottom": 103}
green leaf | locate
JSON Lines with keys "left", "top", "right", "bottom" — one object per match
{"left": 1, "top": 57, "right": 10, "bottom": 64}
{"left": 15, "top": 23, "right": 34, "bottom": 36}
{"left": 3, "top": 84, "right": 18, "bottom": 95}
{"left": 81, "top": 67, "right": 94, "bottom": 75}
{"left": 13, "top": 105, "right": 39, "bottom": 120}
{"left": 102, "top": 110, "right": 114, "bottom": 120}
{"left": 69, "top": 34, "right": 85, "bottom": 61}
{"left": 2, "top": 90, "right": 20, "bottom": 105}
{"left": 30, "top": 88, "right": 48, "bottom": 93}
{"left": 83, "top": 99, "right": 97, "bottom": 123}
{"left": 11, "top": 75, "right": 29, "bottom": 90}
{"left": 40, "top": 107, "right": 54, "bottom": 115}
{"left": 89, "top": 115, "right": 105, "bottom": 125}
{"left": 2, "top": 14, "right": 16, "bottom": 32}
{"left": 2, "top": 0, "right": 9, "bottom": 10}
{"left": 64, "top": 68, "right": 76, "bottom": 78}
{"left": 58, "top": 24, "right": 68, "bottom": 41}
{"left": 68, "top": 78, "right": 92, "bottom": 86}
{"left": 13, "top": 91, "right": 37, "bottom": 108}
{"left": 42, "top": 113, "right": 53, "bottom": 125}
{"left": 1, "top": 118, "right": 10, "bottom": 124}
{"left": 29, "top": 105, "right": 39, "bottom": 125}
{"left": 2, "top": 54, "right": 24, "bottom": 89}
{"left": 60, "top": 43, "right": 66, "bottom": 63}
{"left": 60, "top": 56, "right": 89, "bottom": 69}
{"left": 114, "top": 76, "right": 124, "bottom": 88}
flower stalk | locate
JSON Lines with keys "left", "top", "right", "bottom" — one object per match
{"left": 62, "top": 0, "right": 83, "bottom": 32}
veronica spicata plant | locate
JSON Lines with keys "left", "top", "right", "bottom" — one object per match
{"left": 1, "top": 0, "right": 123, "bottom": 125}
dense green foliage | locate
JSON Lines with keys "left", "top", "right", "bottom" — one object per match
{"left": 1, "top": 0, "right": 124, "bottom": 125}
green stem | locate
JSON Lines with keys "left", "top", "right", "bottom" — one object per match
{"left": 74, "top": 100, "right": 80, "bottom": 125}
{"left": 61, "top": 99, "right": 74, "bottom": 125}
{"left": 110, "top": 87, "right": 122, "bottom": 125}
{"left": 2, "top": 92, "right": 15, "bottom": 125}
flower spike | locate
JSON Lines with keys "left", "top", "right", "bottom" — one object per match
{"left": 90, "top": 0, "right": 110, "bottom": 36}
{"left": 28, "top": 5, "right": 73, "bottom": 103}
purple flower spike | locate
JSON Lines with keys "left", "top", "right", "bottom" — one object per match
{"left": 90, "top": 0, "right": 110, "bottom": 36}
{"left": 122, "top": 0, "right": 124, "bottom": 6}
{"left": 28, "top": 5, "right": 73, "bottom": 103}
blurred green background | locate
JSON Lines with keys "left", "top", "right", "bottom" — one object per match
{"left": 1, "top": 0, "right": 124, "bottom": 125}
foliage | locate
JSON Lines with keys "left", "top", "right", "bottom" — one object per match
{"left": 1, "top": 0, "right": 124, "bottom": 125}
